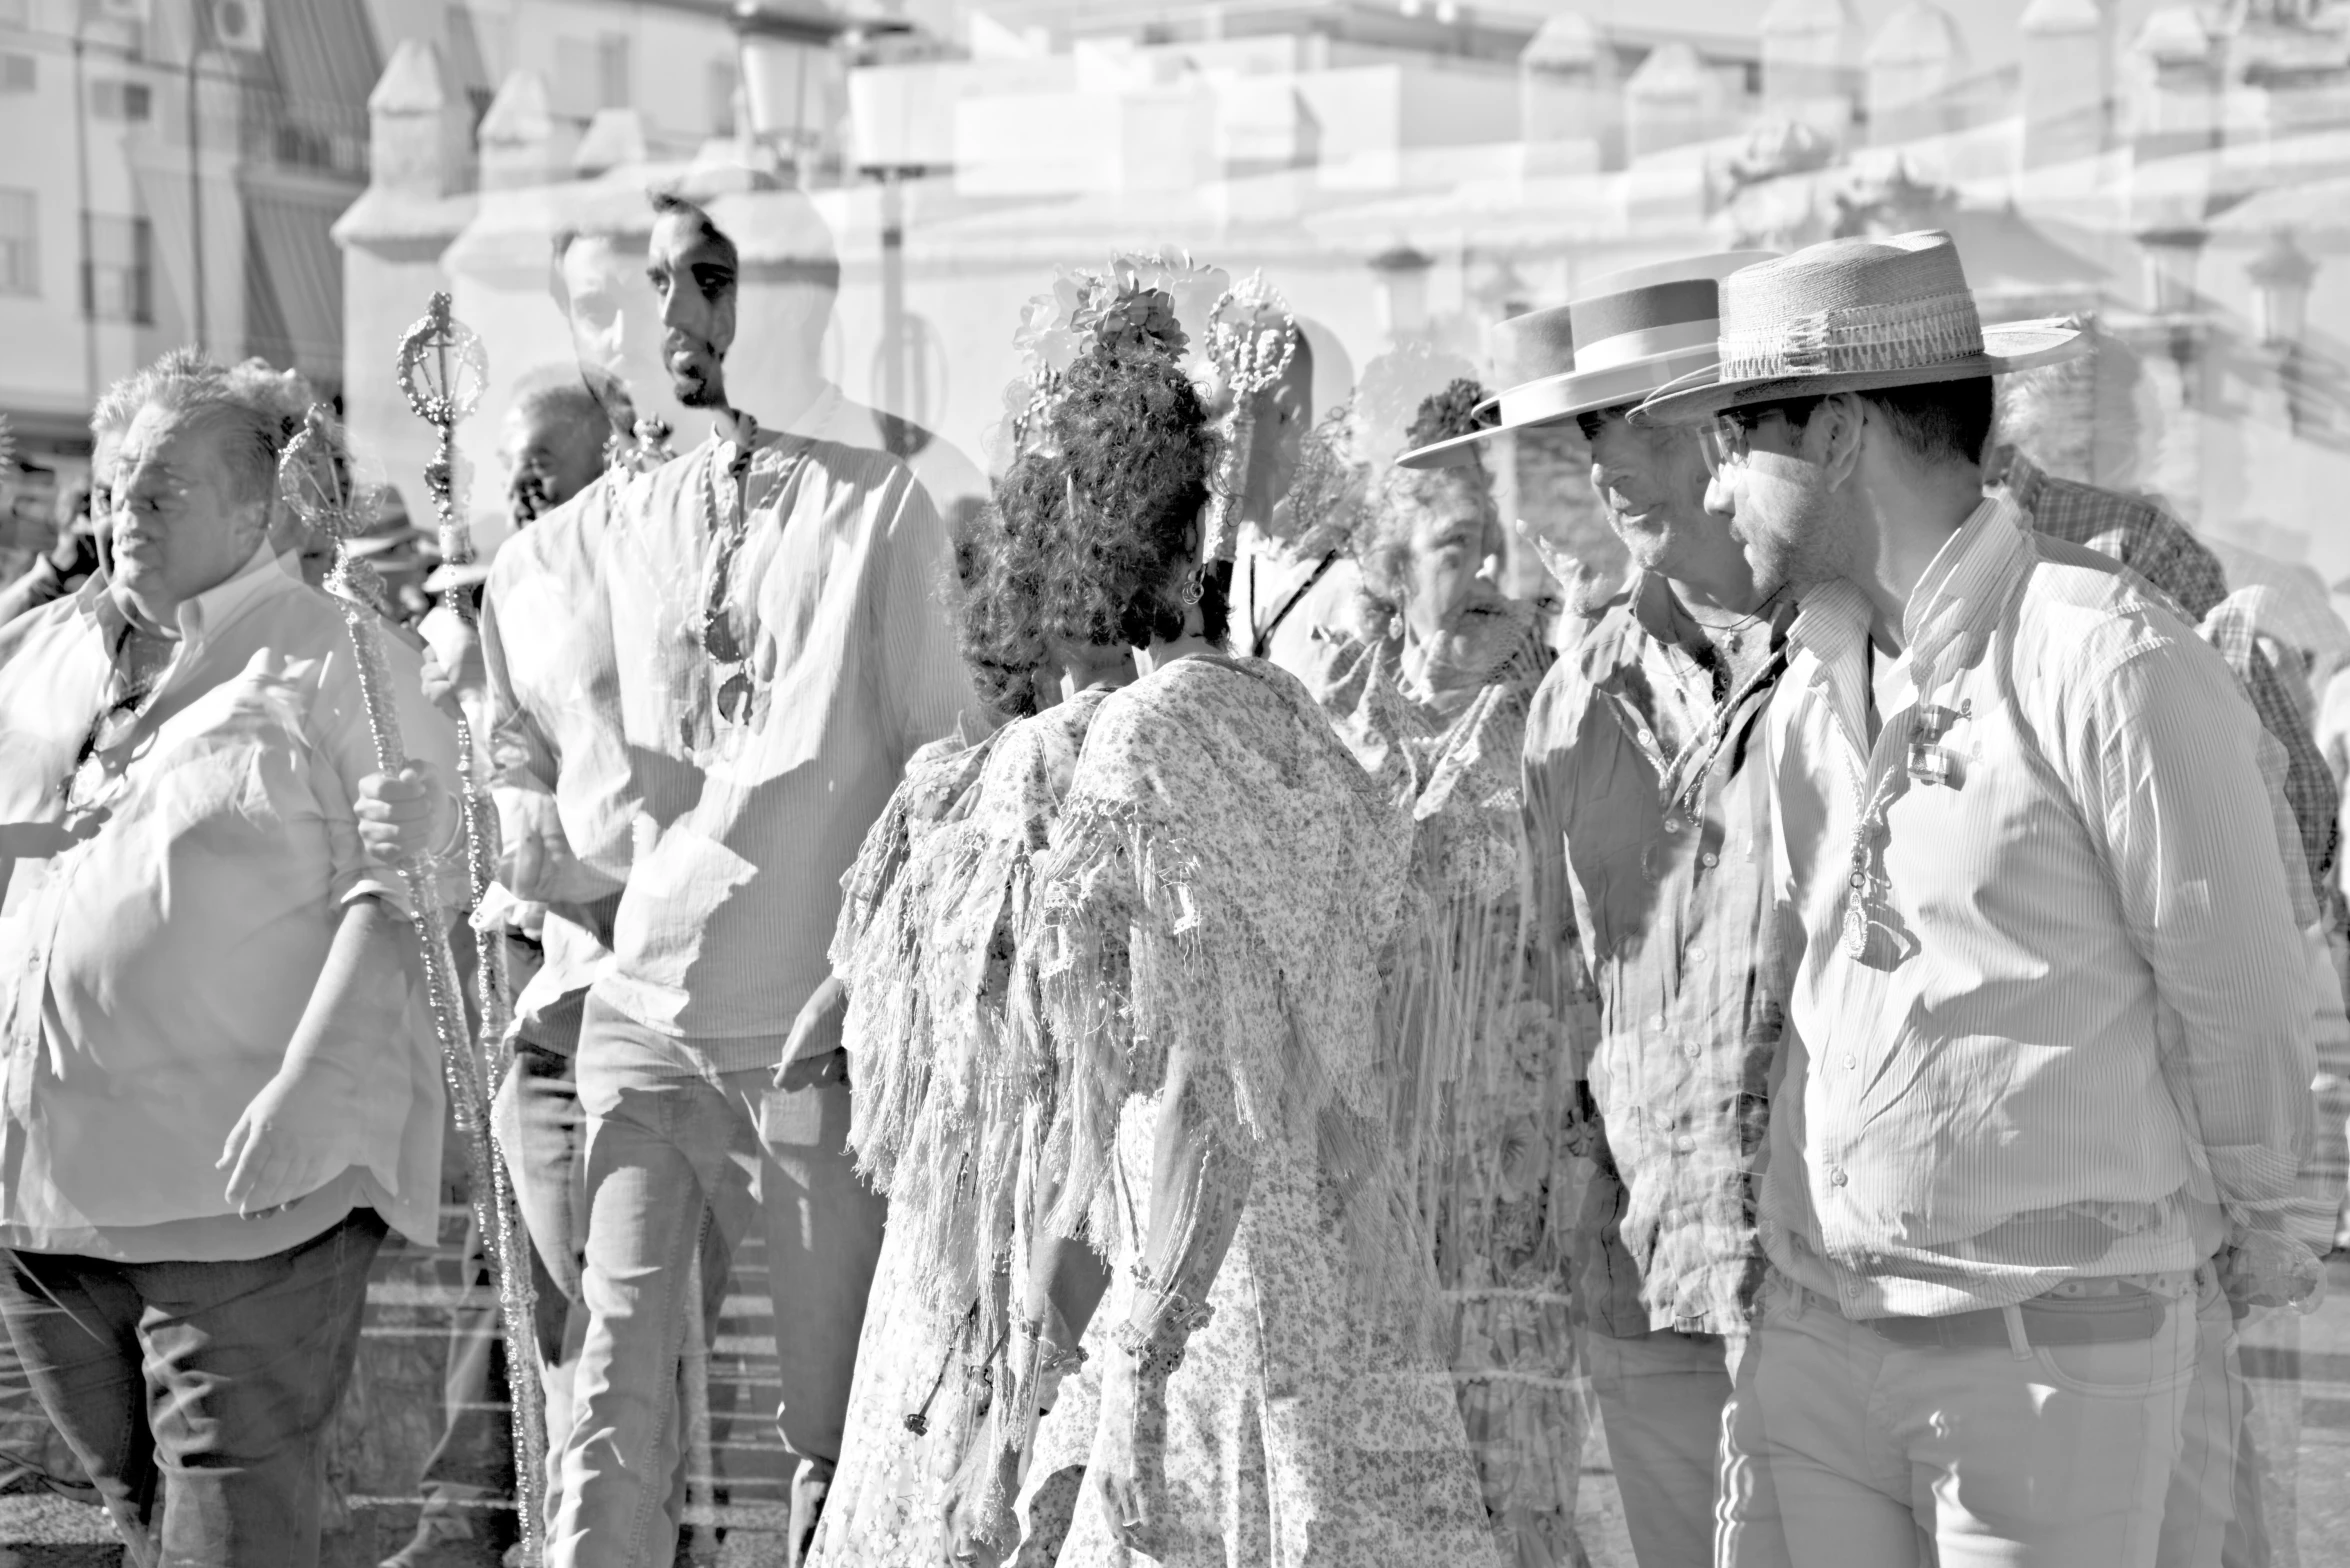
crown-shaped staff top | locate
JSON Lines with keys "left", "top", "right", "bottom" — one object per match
{"left": 1205, "top": 274, "right": 1298, "bottom": 402}
{"left": 277, "top": 404, "right": 375, "bottom": 544}
{"left": 397, "top": 291, "right": 488, "bottom": 430}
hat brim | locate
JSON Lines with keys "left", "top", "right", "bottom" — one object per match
{"left": 1396, "top": 345, "right": 1728, "bottom": 470}
{"left": 1631, "top": 320, "right": 2090, "bottom": 427}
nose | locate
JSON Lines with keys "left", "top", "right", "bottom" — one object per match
{"left": 1704, "top": 469, "right": 1737, "bottom": 519}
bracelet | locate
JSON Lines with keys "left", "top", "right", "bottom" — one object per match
{"left": 1016, "top": 1319, "right": 1090, "bottom": 1378}
{"left": 1112, "top": 1317, "right": 1188, "bottom": 1380}
{"left": 1127, "top": 1262, "right": 1217, "bottom": 1339}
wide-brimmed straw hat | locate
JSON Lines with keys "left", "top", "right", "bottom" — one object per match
{"left": 1396, "top": 250, "right": 1776, "bottom": 469}
{"left": 1634, "top": 229, "right": 2087, "bottom": 426}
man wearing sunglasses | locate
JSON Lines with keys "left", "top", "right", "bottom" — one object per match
{"left": 0, "top": 352, "right": 460, "bottom": 1566}
{"left": 1638, "top": 231, "right": 2336, "bottom": 1566}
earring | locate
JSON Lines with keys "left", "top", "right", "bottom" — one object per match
{"left": 1180, "top": 566, "right": 1205, "bottom": 607}
{"left": 1387, "top": 613, "right": 1405, "bottom": 641}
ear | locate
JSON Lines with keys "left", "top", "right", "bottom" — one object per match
{"left": 1815, "top": 393, "right": 1867, "bottom": 490}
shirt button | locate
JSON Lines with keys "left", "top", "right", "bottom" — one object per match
{"left": 1655, "top": 1012, "right": 1669, "bottom": 1030}
{"left": 1676, "top": 1134, "right": 1697, "bottom": 1153}
{"left": 1688, "top": 944, "right": 1706, "bottom": 960}
{"left": 1683, "top": 1042, "right": 1701, "bottom": 1061}
{"left": 1663, "top": 816, "right": 1682, "bottom": 834}
{"left": 1844, "top": 1055, "right": 1857, "bottom": 1072}
{"left": 1636, "top": 728, "right": 1655, "bottom": 748}
{"left": 1829, "top": 1167, "right": 1848, "bottom": 1187}
{"left": 1700, "top": 852, "right": 1719, "bottom": 868}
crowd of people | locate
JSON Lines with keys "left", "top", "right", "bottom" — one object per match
{"left": 0, "top": 185, "right": 2344, "bottom": 1568}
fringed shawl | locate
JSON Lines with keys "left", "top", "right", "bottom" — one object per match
{"left": 1027, "top": 655, "right": 1437, "bottom": 1324}
{"left": 1318, "top": 630, "right": 1586, "bottom": 1292}
{"left": 832, "top": 691, "right": 1109, "bottom": 1339}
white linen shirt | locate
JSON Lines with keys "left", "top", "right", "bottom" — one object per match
{"left": 0, "top": 550, "right": 456, "bottom": 1258}
{"left": 490, "top": 426, "right": 985, "bottom": 1063}
{"left": 1762, "top": 496, "right": 2315, "bottom": 1318}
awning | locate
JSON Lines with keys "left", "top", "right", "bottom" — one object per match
{"left": 243, "top": 188, "right": 346, "bottom": 389}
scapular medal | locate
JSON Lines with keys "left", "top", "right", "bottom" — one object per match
{"left": 1842, "top": 840, "right": 1873, "bottom": 959}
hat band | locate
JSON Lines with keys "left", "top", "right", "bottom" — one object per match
{"left": 1572, "top": 318, "right": 1720, "bottom": 376}
{"left": 1716, "top": 292, "right": 1985, "bottom": 382}
{"left": 1496, "top": 345, "right": 1724, "bottom": 427}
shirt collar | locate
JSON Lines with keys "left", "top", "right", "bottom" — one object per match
{"left": 1900, "top": 493, "right": 2028, "bottom": 667}
{"left": 77, "top": 542, "right": 294, "bottom": 650}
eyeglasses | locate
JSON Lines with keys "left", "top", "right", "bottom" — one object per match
{"left": 1697, "top": 397, "right": 1824, "bottom": 474}
{"left": 58, "top": 692, "right": 148, "bottom": 824}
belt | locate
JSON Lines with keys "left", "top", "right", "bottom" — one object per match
{"left": 1861, "top": 1287, "right": 2168, "bottom": 1350}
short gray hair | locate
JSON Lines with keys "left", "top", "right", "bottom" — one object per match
{"left": 106, "top": 349, "right": 321, "bottom": 509}
{"left": 510, "top": 367, "right": 615, "bottom": 443}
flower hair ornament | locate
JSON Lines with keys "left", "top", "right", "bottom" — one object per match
{"left": 999, "top": 252, "right": 1231, "bottom": 461}
{"left": 1198, "top": 272, "right": 1300, "bottom": 564}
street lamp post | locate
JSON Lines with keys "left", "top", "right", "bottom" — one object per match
{"left": 733, "top": 1, "right": 929, "bottom": 437}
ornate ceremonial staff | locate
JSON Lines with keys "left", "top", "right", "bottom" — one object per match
{"left": 1198, "top": 275, "right": 1298, "bottom": 564}
{"left": 391, "top": 293, "right": 553, "bottom": 1559}
{"left": 274, "top": 408, "right": 547, "bottom": 1559}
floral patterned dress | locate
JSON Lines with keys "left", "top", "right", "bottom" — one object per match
{"left": 810, "top": 690, "right": 1110, "bottom": 1568}
{"left": 1018, "top": 654, "right": 1500, "bottom": 1568}
{"left": 1317, "top": 631, "right": 1596, "bottom": 1568}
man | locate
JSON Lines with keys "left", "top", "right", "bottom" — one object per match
{"left": 371, "top": 190, "right": 984, "bottom": 1568}
{"left": 1639, "top": 230, "right": 2324, "bottom": 1564}
{"left": 552, "top": 197, "right": 986, "bottom": 534}
{"left": 0, "top": 352, "right": 458, "bottom": 1566}
{"left": 1403, "top": 252, "right": 1781, "bottom": 1568}
{"left": 381, "top": 369, "right": 622, "bottom": 1568}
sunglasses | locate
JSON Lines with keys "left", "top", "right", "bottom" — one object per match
{"left": 1697, "top": 397, "right": 1824, "bottom": 473}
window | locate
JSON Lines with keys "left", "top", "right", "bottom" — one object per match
{"left": 554, "top": 32, "right": 630, "bottom": 118}
{"left": 0, "top": 51, "right": 31, "bottom": 91}
{"left": 0, "top": 188, "right": 35, "bottom": 296}
{"left": 80, "top": 213, "right": 150, "bottom": 324}
{"left": 598, "top": 33, "right": 631, "bottom": 111}
{"left": 708, "top": 58, "right": 736, "bottom": 137}
{"left": 89, "top": 78, "right": 152, "bottom": 121}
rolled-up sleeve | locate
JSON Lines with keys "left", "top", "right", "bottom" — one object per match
{"left": 309, "top": 620, "right": 465, "bottom": 915}
{"left": 2082, "top": 636, "right": 2316, "bottom": 1229}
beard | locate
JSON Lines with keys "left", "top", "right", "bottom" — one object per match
{"left": 1736, "top": 470, "right": 1845, "bottom": 601}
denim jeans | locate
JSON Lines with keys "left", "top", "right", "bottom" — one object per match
{"left": 0, "top": 1208, "right": 385, "bottom": 1568}
{"left": 1718, "top": 1271, "right": 2195, "bottom": 1568}
{"left": 547, "top": 994, "right": 886, "bottom": 1568}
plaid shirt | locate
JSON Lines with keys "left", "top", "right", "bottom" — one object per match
{"left": 1524, "top": 575, "right": 1791, "bottom": 1338}
{"left": 1989, "top": 446, "right": 2339, "bottom": 907}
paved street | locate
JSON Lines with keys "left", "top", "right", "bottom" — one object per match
{"left": 2, "top": 1250, "right": 2349, "bottom": 1564}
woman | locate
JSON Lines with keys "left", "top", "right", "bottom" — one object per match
{"left": 1314, "top": 384, "right": 1590, "bottom": 1568}
{"left": 807, "top": 291, "right": 1208, "bottom": 1568}
{"left": 960, "top": 359, "right": 1501, "bottom": 1568}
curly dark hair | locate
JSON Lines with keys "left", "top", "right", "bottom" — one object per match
{"left": 960, "top": 344, "right": 1218, "bottom": 719}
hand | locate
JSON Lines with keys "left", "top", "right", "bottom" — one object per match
{"left": 937, "top": 1438, "right": 1021, "bottom": 1568}
{"left": 355, "top": 761, "right": 453, "bottom": 868}
{"left": 777, "top": 975, "right": 847, "bottom": 1087}
{"left": 2220, "top": 1230, "right": 2328, "bottom": 1315}
{"left": 499, "top": 804, "right": 589, "bottom": 904}
{"left": 218, "top": 1062, "right": 357, "bottom": 1216}
{"left": 418, "top": 637, "right": 486, "bottom": 722}
{"left": 1091, "top": 1343, "right": 1170, "bottom": 1558}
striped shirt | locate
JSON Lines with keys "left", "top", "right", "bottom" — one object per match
{"left": 489, "top": 424, "right": 984, "bottom": 1065}
{"left": 1763, "top": 495, "right": 2316, "bottom": 1317}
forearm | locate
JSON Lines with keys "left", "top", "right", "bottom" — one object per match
{"left": 1120, "top": 1043, "right": 1252, "bottom": 1364}
{"left": 281, "top": 896, "right": 406, "bottom": 1086}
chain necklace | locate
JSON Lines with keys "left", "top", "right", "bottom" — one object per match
{"left": 694, "top": 416, "right": 805, "bottom": 729}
